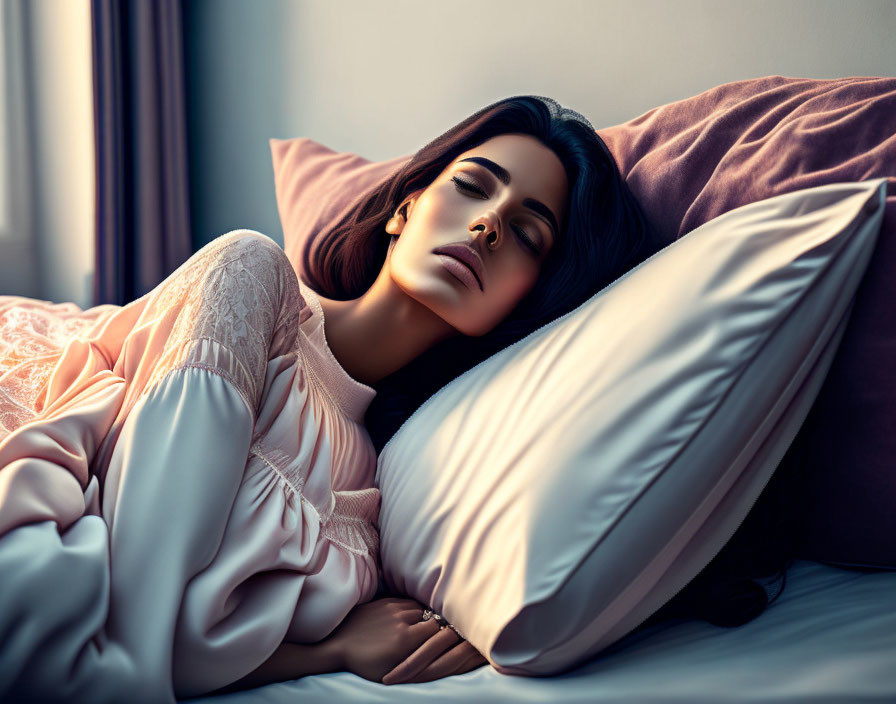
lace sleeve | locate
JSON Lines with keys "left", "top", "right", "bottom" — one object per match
{"left": 141, "top": 231, "right": 303, "bottom": 416}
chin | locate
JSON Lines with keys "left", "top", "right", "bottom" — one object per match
{"left": 462, "top": 309, "right": 509, "bottom": 338}
{"left": 455, "top": 320, "right": 495, "bottom": 338}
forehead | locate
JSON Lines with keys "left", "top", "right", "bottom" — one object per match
{"left": 453, "top": 133, "right": 568, "bottom": 222}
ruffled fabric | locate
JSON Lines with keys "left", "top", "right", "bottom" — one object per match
{"left": 0, "top": 230, "right": 382, "bottom": 700}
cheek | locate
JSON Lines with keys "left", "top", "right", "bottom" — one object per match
{"left": 420, "top": 190, "right": 465, "bottom": 229}
{"left": 478, "top": 271, "right": 537, "bottom": 329}
{"left": 494, "top": 257, "right": 539, "bottom": 301}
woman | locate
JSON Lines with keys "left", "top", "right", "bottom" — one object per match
{"left": 0, "top": 96, "right": 658, "bottom": 701}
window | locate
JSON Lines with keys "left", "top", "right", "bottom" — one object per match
{"left": 0, "top": 0, "right": 38, "bottom": 298}
{"left": 0, "top": 0, "right": 31, "bottom": 245}
{"left": 0, "top": 2, "right": 8, "bottom": 235}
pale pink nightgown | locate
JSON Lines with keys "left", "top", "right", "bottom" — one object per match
{"left": 0, "top": 230, "right": 382, "bottom": 702}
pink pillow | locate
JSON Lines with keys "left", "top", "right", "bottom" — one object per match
{"left": 269, "top": 138, "right": 409, "bottom": 286}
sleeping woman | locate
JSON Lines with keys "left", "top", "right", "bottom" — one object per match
{"left": 0, "top": 96, "right": 658, "bottom": 701}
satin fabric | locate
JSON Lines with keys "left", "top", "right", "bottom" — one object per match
{"left": 375, "top": 181, "right": 887, "bottom": 676}
{"left": 0, "top": 230, "right": 381, "bottom": 701}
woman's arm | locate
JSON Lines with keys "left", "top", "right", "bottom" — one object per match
{"left": 206, "top": 638, "right": 344, "bottom": 695}
{"left": 207, "top": 596, "right": 484, "bottom": 694}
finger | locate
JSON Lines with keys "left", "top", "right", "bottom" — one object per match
{"left": 469, "top": 651, "right": 489, "bottom": 668}
{"left": 383, "top": 626, "right": 458, "bottom": 683}
{"left": 382, "top": 627, "right": 460, "bottom": 684}
{"left": 401, "top": 600, "right": 457, "bottom": 629}
{"left": 405, "top": 617, "right": 444, "bottom": 648}
{"left": 395, "top": 600, "right": 430, "bottom": 617}
{"left": 459, "top": 643, "right": 487, "bottom": 663}
{"left": 445, "top": 641, "right": 482, "bottom": 667}
{"left": 398, "top": 607, "right": 427, "bottom": 624}
{"left": 396, "top": 605, "right": 444, "bottom": 629}
{"left": 386, "top": 602, "right": 428, "bottom": 623}
{"left": 400, "top": 640, "right": 474, "bottom": 684}
{"left": 411, "top": 641, "right": 485, "bottom": 683}
{"left": 458, "top": 648, "right": 490, "bottom": 673}
{"left": 401, "top": 619, "right": 453, "bottom": 664}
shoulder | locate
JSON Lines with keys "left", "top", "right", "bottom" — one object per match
{"left": 207, "top": 230, "right": 309, "bottom": 316}
{"left": 210, "top": 230, "right": 294, "bottom": 278}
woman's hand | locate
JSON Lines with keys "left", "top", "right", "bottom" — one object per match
{"left": 326, "top": 597, "right": 488, "bottom": 685}
{"left": 381, "top": 620, "right": 488, "bottom": 685}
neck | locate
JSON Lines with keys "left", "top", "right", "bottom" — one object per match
{"left": 315, "top": 267, "right": 458, "bottom": 387}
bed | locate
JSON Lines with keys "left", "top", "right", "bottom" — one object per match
{"left": 4, "top": 76, "right": 893, "bottom": 703}
{"left": 221, "top": 75, "right": 895, "bottom": 703}
{"left": 185, "top": 559, "right": 896, "bottom": 702}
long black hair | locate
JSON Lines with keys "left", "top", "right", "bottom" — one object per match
{"left": 301, "top": 95, "right": 663, "bottom": 451}
{"left": 303, "top": 94, "right": 794, "bottom": 631}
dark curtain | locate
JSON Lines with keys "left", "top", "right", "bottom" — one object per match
{"left": 91, "top": 0, "right": 192, "bottom": 306}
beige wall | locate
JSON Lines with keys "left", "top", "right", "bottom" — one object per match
{"left": 9, "top": 0, "right": 893, "bottom": 304}
{"left": 185, "top": 0, "right": 896, "bottom": 251}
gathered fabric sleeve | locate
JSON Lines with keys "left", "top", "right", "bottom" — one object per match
{"left": 0, "top": 367, "right": 254, "bottom": 704}
{"left": 103, "top": 367, "right": 257, "bottom": 700}
{"left": 0, "top": 231, "right": 308, "bottom": 702}
{"left": 119, "top": 230, "right": 302, "bottom": 420}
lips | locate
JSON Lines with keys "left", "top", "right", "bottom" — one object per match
{"left": 433, "top": 244, "right": 484, "bottom": 290}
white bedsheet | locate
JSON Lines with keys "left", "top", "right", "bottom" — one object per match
{"left": 185, "top": 559, "right": 896, "bottom": 703}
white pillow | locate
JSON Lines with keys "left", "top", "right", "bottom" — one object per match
{"left": 374, "top": 179, "right": 887, "bottom": 676}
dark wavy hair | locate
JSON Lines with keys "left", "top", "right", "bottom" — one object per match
{"left": 301, "top": 95, "right": 663, "bottom": 448}
{"left": 301, "top": 94, "right": 795, "bottom": 631}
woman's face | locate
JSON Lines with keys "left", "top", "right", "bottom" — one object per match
{"left": 386, "top": 132, "right": 568, "bottom": 337}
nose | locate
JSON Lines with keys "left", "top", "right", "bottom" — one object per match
{"left": 471, "top": 211, "right": 501, "bottom": 248}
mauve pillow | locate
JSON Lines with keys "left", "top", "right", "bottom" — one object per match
{"left": 271, "top": 77, "right": 896, "bottom": 569}
{"left": 270, "top": 138, "right": 409, "bottom": 286}
{"left": 375, "top": 181, "right": 886, "bottom": 676}
{"left": 597, "top": 76, "right": 896, "bottom": 570}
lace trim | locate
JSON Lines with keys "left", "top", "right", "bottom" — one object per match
{"left": 0, "top": 300, "right": 105, "bottom": 436}
{"left": 145, "top": 338, "right": 258, "bottom": 422}
{"left": 321, "top": 488, "right": 381, "bottom": 557}
{"left": 138, "top": 231, "right": 303, "bottom": 415}
{"left": 296, "top": 281, "right": 377, "bottom": 423}
{"left": 249, "top": 439, "right": 307, "bottom": 496}
{"left": 248, "top": 439, "right": 380, "bottom": 558}
{"left": 1, "top": 232, "right": 306, "bottom": 441}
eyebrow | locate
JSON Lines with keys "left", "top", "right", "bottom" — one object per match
{"left": 457, "top": 156, "right": 560, "bottom": 244}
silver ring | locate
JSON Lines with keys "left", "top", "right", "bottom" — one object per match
{"left": 447, "top": 623, "right": 466, "bottom": 641}
{"left": 420, "top": 608, "right": 466, "bottom": 641}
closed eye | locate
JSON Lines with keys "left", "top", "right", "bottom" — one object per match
{"left": 451, "top": 176, "right": 540, "bottom": 255}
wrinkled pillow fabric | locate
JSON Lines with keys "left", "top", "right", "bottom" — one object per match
{"left": 597, "top": 76, "right": 896, "bottom": 569}
{"left": 374, "top": 181, "right": 887, "bottom": 676}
